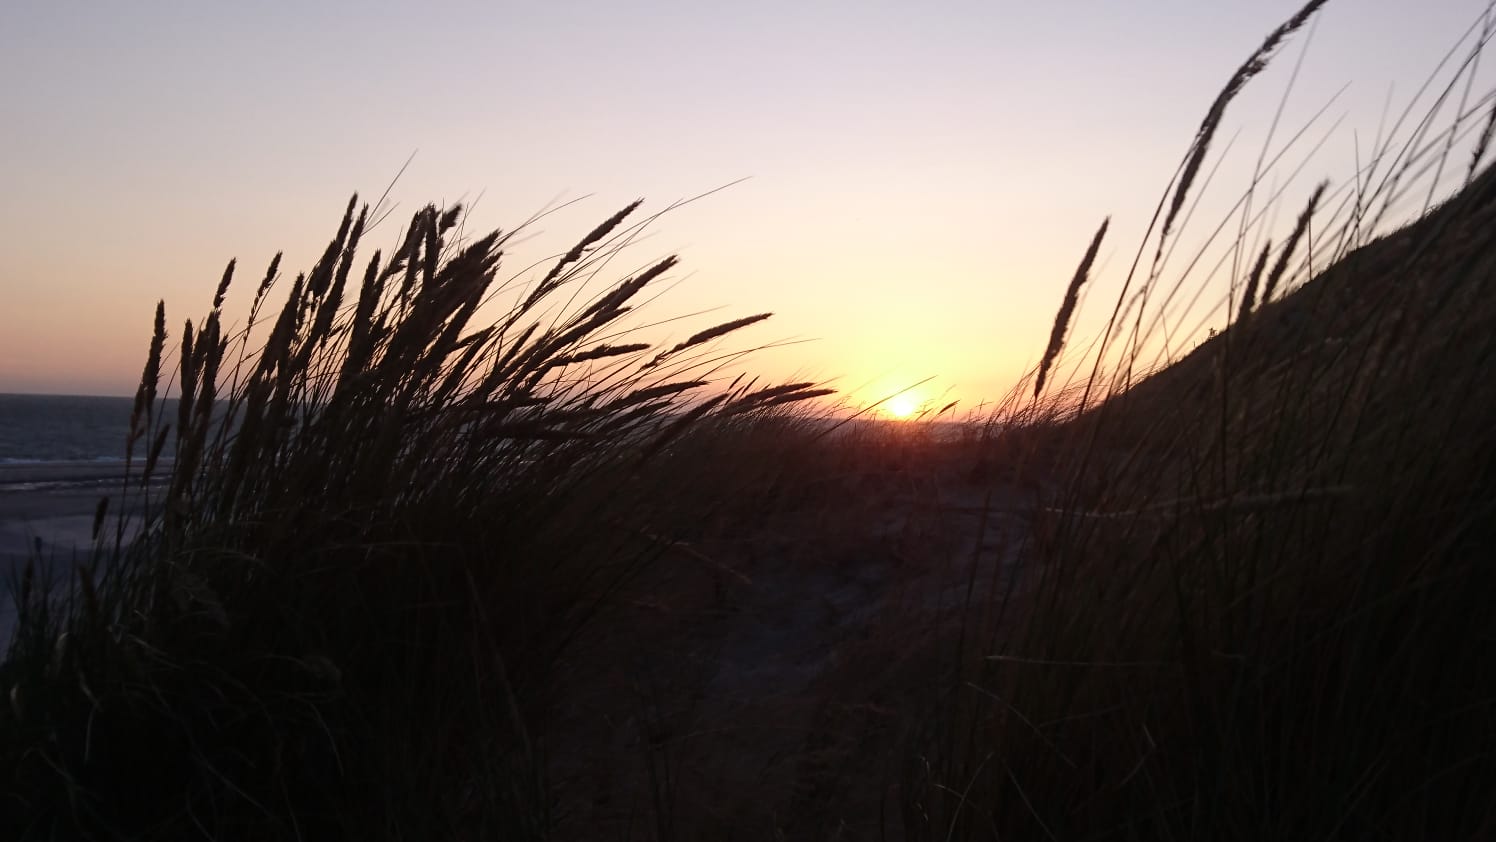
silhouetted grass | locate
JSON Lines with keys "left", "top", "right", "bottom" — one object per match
{"left": 907, "top": 3, "right": 1496, "bottom": 838}
{"left": 0, "top": 197, "right": 827, "bottom": 839}
{"left": 6, "top": 3, "right": 1496, "bottom": 839}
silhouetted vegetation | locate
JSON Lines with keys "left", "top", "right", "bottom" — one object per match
{"left": 5, "top": 1, "right": 1495, "bottom": 838}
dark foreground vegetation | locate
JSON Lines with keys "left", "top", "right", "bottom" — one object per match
{"left": 5, "top": 1, "right": 1496, "bottom": 838}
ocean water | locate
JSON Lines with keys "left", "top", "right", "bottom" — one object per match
{"left": 0, "top": 393, "right": 994, "bottom": 470}
{"left": 0, "top": 393, "right": 182, "bottom": 464}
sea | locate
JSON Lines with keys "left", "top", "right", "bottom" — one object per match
{"left": 0, "top": 393, "right": 161, "bottom": 464}
{"left": 0, "top": 394, "right": 166, "bottom": 643}
{"left": 0, "top": 393, "right": 181, "bottom": 504}
{"left": 0, "top": 392, "right": 987, "bottom": 463}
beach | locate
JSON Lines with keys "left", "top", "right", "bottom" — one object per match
{"left": 0, "top": 461, "right": 160, "bottom": 645}
{"left": 0, "top": 461, "right": 142, "bottom": 560}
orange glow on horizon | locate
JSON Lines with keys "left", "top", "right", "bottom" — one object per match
{"left": 2, "top": 4, "right": 1482, "bottom": 400}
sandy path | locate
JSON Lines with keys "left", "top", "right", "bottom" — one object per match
{"left": 547, "top": 456, "right": 1038, "bottom": 839}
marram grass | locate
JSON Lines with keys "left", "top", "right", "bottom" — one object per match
{"left": 0, "top": 196, "right": 826, "bottom": 840}
{"left": 5, "top": 2, "right": 1496, "bottom": 838}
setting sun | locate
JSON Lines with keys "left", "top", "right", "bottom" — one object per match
{"left": 887, "top": 395, "right": 919, "bottom": 419}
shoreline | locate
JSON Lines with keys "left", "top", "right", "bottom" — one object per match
{"left": 0, "top": 460, "right": 165, "bottom": 564}
{"left": 0, "top": 461, "right": 162, "bottom": 647}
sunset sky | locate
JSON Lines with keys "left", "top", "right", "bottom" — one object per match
{"left": 3, "top": 1, "right": 1493, "bottom": 412}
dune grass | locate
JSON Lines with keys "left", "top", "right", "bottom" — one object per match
{"left": 0, "top": 196, "right": 829, "bottom": 839}
{"left": 903, "top": 2, "right": 1496, "bottom": 838}
{"left": 5, "top": 2, "right": 1496, "bottom": 839}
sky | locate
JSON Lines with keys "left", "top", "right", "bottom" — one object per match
{"left": 3, "top": 0, "right": 1494, "bottom": 412}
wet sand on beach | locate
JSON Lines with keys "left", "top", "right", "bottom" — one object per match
{"left": 0, "top": 462, "right": 153, "bottom": 561}
{"left": 0, "top": 461, "right": 162, "bottom": 644}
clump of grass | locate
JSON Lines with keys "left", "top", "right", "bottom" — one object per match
{"left": 0, "top": 195, "right": 826, "bottom": 839}
{"left": 907, "top": 5, "right": 1496, "bottom": 839}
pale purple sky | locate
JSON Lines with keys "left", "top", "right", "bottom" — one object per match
{"left": 3, "top": 1, "right": 1493, "bottom": 409}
